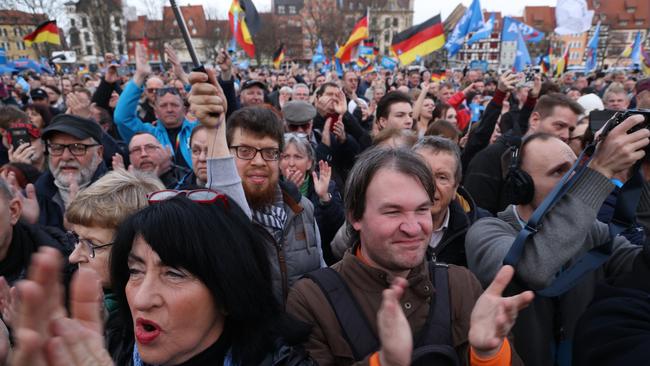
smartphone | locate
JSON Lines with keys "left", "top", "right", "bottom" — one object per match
{"left": 9, "top": 127, "right": 31, "bottom": 150}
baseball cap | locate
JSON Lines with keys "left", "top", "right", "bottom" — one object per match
{"left": 636, "top": 78, "right": 650, "bottom": 95}
{"left": 283, "top": 101, "right": 317, "bottom": 126}
{"left": 30, "top": 88, "right": 48, "bottom": 100}
{"left": 42, "top": 114, "right": 103, "bottom": 143}
{"left": 240, "top": 79, "right": 267, "bottom": 92}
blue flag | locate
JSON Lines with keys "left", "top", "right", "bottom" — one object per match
{"left": 585, "top": 22, "right": 600, "bottom": 72}
{"left": 502, "top": 17, "right": 545, "bottom": 43}
{"left": 513, "top": 28, "right": 531, "bottom": 72}
{"left": 445, "top": 0, "right": 483, "bottom": 57}
{"left": 380, "top": 56, "right": 398, "bottom": 70}
{"left": 312, "top": 39, "right": 325, "bottom": 64}
{"left": 630, "top": 31, "right": 642, "bottom": 67}
{"left": 0, "top": 48, "right": 6, "bottom": 65}
{"left": 467, "top": 13, "right": 495, "bottom": 46}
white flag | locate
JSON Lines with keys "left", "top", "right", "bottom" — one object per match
{"left": 555, "top": 0, "right": 594, "bottom": 35}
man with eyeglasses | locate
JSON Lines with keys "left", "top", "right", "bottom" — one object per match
{"left": 114, "top": 43, "right": 197, "bottom": 169}
{"left": 34, "top": 114, "right": 107, "bottom": 229}
{"left": 137, "top": 77, "right": 163, "bottom": 123}
{"left": 125, "top": 132, "right": 190, "bottom": 188}
{"left": 188, "top": 71, "right": 325, "bottom": 303}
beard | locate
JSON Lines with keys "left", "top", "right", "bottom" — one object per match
{"left": 50, "top": 153, "right": 101, "bottom": 188}
{"left": 243, "top": 177, "right": 278, "bottom": 210}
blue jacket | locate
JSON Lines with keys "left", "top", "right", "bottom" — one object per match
{"left": 113, "top": 80, "right": 197, "bottom": 168}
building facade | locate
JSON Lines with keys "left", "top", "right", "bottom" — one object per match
{"left": 64, "top": 0, "right": 127, "bottom": 65}
{"left": 272, "top": 0, "right": 414, "bottom": 60}
{"left": 0, "top": 10, "right": 47, "bottom": 61}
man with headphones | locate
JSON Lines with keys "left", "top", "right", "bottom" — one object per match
{"left": 464, "top": 114, "right": 650, "bottom": 366}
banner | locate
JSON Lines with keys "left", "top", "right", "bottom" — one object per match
{"left": 502, "top": 17, "right": 545, "bottom": 43}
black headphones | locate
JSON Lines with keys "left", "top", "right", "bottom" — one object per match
{"left": 503, "top": 146, "right": 535, "bottom": 205}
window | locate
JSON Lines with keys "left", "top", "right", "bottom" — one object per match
{"left": 119, "top": 45, "right": 124, "bottom": 54}
{"left": 349, "top": 2, "right": 354, "bottom": 10}
{"left": 278, "top": 5, "right": 285, "bottom": 14}
{"left": 84, "top": 32, "right": 90, "bottom": 42}
{"left": 490, "top": 53, "right": 498, "bottom": 60}
{"left": 385, "top": 18, "right": 390, "bottom": 27}
{"left": 82, "top": 17, "right": 87, "bottom": 27}
{"left": 191, "top": 28, "right": 197, "bottom": 35}
{"left": 393, "top": 18, "right": 398, "bottom": 27}
{"left": 13, "top": 28, "right": 18, "bottom": 36}
{"left": 86, "top": 45, "right": 93, "bottom": 55}
{"left": 289, "top": 5, "right": 296, "bottom": 14}
{"left": 384, "top": 32, "right": 390, "bottom": 42}
{"left": 372, "top": 17, "right": 377, "bottom": 27}
{"left": 114, "top": 17, "right": 120, "bottom": 27}
{"left": 636, "top": 20, "right": 643, "bottom": 26}
{"left": 626, "top": 7, "right": 635, "bottom": 13}
{"left": 619, "top": 20, "right": 628, "bottom": 26}
{"left": 71, "top": 19, "right": 75, "bottom": 27}
{"left": 116, "top": 31, "right": 122, "bottom": 41}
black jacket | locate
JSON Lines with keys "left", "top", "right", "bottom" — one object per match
{"left": 35, "top": 162, "right": 108, "bottom": 230}
{"left": 427, "top": 186, "right": 491, "bottom": 267}
{"left": 3, "top": 221, "right": 73, "bottom": 286}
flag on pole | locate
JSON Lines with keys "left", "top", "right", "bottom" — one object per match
{"left": 444, "top": 0, "right": 483, "bottom": 57}
{"left": 467, "top": 13, "right": 495, "bottom": 46}
{"left": 555, "top": 45, "right": 570, "bottom": 77}
{"left": 335, "top": 14, "right": 369, "bottom": 63}
{"left": 272, "top": 44, "right": 285, "bottom": 69}
{"left": 585, "top": 22, "right": 600, "bottom": 72}
{"left": 229, "top": 0, "right": 259, "bottom": 58}
{"left": 391, "top": 14, "right": 445, "bottom": 65}
{"left": 513, "top": 28, "right": 532, "bottom": 72}
{"left": 312, "top": 39, "right": 325, "bottom": 64}
{"left": 641, "top": 47, "right": 650, "bottom": 76}
{"left": 501, "top": 17, "right": 545, "bottom": 43}
{"left": 23, "top": 20, "right": 60, "bottom": 46}
{"left": 630, "top": 31, "right": 642, "bottom": 67}
{"left": 555, "top": 0, "right": 594, "bottom": 35}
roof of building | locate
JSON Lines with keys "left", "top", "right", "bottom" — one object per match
{"left": 0, "top": 10, "right": 47, "bottom": 25}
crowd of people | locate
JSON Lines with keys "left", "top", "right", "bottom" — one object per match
{"left": 0, "top": 39, "right": 650, "bottom": 365}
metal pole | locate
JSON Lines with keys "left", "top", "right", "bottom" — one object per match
{"left": 168, "top": 0, "right": 201, "bottom": 68}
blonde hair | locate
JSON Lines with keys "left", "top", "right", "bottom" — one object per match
{"left": 66, "top": 169, "right": 164, "bottom": 229}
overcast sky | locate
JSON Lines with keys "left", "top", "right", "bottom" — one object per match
{"left": 130, "top": 0, "right": 558, "bottom": 23}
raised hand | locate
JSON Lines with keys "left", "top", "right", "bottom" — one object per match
{"left": 333, "top": 89, "right": 347, "bottom": 115}
{"left": 284, "top": 168, "right": 305, "bottom": 189}
{"left": 312, "top": 160, "right": 332, "bottom": 203}
{"left": 1, "top": 170, "right": 39, "bottom": 225}
{"left": 165, "top": 44, "right": 189, "bottom": 85}
{"left": 111, "top": 153, "right": 125, "bottom": 171}
{"left": 332, "top": 115, "right": 346, "bottom": 143}
{"left": 215, "top": 49, "right": 233, "bottom": 81}
{"left": 65, "top": 92, "right": 91, "bottom": 119}
{"left": 377, "top": 277, "right": 412, "bottom": 366}
{"left": 134, "top": 43, "right": 152, "bottom": 87}
{"left": 0, "top": 277, "right": 17, "bottom": 328}
{"left": 469, "top": 265, "right": 534, "bottom": 358}
{"left": 590, "top": 114, "right": 650, "bottom": 179}
{"left": 8, "top": 143, "right": 36, "bottom": 165}
{"left": 497, "top": 71, "right": 519, "bottom": 93}
{"left": 188, "top": 68, "right": 227, "bottom": 129}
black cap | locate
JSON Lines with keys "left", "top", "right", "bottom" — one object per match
{"left": 240, "top": 79, "right": 267, "bottom": 92}
{"left": 42, "top": 114, "right": 103, "bottom": 143}
{"left": 283, "top": 101, "right": 317, "bottom": 125}
{"left": 30, "top": 88, "right": 48, "bottom": 100}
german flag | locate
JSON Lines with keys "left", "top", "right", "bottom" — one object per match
{"left": 273, "top": 44, "right": 285, "bottom": 69}
{"left": 229, "top": 0, "right": 259, "bottom": 58}
{"left": 360, "top": 62, "right": 375, "bottom": 75}
{"left": 23, "top": 20, "right": 60, "bottom": 47}
{"left": 390, "top": 14, "right": 445, "bottom": 66}
{"left": 335, "top": 15, "right": 369, "bottom": 63}
{"left": 555, "top": 45, "right": 570, "bottom": 77}
{"left": 431, "top": 70, "right": 447, "bottom": 82}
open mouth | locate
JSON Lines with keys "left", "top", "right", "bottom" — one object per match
{"left": 135, "top": 318, "right": 161, "bottom": 345}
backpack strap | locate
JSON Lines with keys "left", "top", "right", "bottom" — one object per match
{"left": 413, "top": 262, "right": 460, "bottom": 366}
{"left": 416, "top": 262, "right": 452, "bottom": 347}
{"left": 303, "top": 268, "right": 379, "bottom": 360}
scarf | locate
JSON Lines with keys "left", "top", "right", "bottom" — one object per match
{"left": 251, "top": 186, "right": 287, "bottom": 243}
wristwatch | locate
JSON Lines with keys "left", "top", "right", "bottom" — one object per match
{"left": 319, "top": 193, "right": 332, "bottom": 205}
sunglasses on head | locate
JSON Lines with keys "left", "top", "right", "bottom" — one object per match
{"left": 147, "top": 189, "right": 229, "bottom": 208}
{"left": 154, "top": 87, "right": 181, "bottom": 97}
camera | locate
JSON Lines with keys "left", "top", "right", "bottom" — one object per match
{"left": 598, "top": 109, "right": 650, "bottom": 139}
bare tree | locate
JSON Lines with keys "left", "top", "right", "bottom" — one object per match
{"left": 9, "top": 0, "right": 65, "bottom": 21}
{"left": 303, "top": 0, "right": 348, "bottom": 57}
{"left": 141, "top": 0, "right": 165, "bottom": 20}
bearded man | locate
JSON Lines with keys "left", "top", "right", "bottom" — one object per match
{"left": 36, "top": 114, "right": 106, "bottom": 229}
